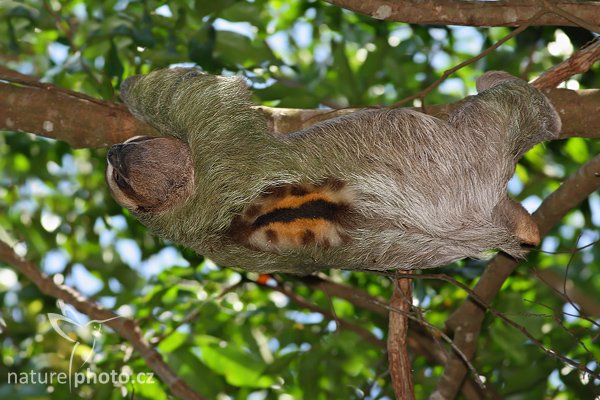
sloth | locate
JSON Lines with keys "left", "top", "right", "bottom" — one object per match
{"left": 106, "top": 68, "right": 561, "bottom": 273}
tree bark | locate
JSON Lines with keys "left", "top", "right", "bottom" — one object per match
{"left": 388, "top": 276, "right": 415, "bottom": 400}
{"left": 325, "top": 0, "right": 600, "bottom": 28}
{"left": 1, "top": 77, "right": 599, "bottom": 148}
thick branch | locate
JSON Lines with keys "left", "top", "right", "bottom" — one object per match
{"left": 433, "top": 154, "right": 600, "bottom": 399}
{"left": 1, "top": 77, "right": 599, "bottom": 148}
{"left": 265, "top": 88, "right": 600, "bottom": 140}
{"left": 0, "top": 241, "right": 207, "bottom": 400}
{"left": 325, "top": 0, "right": 600, "bottom": 28}
{"left": 0, "top": 77, "right": 158, "bottom": 148}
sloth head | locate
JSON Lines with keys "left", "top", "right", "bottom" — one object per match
{"left": 105, "top": 135, "right": 194, "bottom": 215}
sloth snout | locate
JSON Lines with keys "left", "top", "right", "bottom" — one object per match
{"left": 107, "top": 144, "right": 123, "bottom": 168}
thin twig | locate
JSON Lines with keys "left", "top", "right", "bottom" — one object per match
{"left": 412, "top": 273, "right": 600, "bottom": 381}
{"left": 153, "top": 279, "right": 246, "bottom": 345}
{"left": 370, "top": 297, "right": 486, "bottom": 390}
{"left": 522, "top": 298, "right": 598, "bottom": 374}
{"left": 256, "top": 279, "right": 386, "bottom": 349}
{"left": 390, "top": 10, "right": 548, "bottom": 108}
{"left": 531, "top": 267, "right": 600, "bottom": 321}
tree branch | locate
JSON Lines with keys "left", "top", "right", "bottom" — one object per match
{"left": 0, "top": 241, "right": 208, "bottom": 400}
{"left": 0, "top": 72, "right": 158, "bottom": 148}
{"left": 294, "top": 274, "right": 389, "bottom": 317}
{"left": 389, "top": 9, "right": 546, "bottom": 108}
{"left": 433, "top": 154, "right": 600, "bottom": 399}
{"left": 1, "top": 71, "right": 599, "bottom": 148}
{"left": 532, "top": 38, "right": 600, "bottom": 89}
{"left": 325, "top": 0, "right": 600, "bottom": 28}
{"left": 293, "top": 273, "right": 498, "bottom": 398}
{"left": 388, "top": 276, "right": 415, "bottom": 400}
{"left": 534, "top": 267, "right": 600, "bottom": 318}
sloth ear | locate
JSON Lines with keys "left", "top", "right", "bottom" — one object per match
{"left": 228, "top": 180, "right": 357, "bottom": 253}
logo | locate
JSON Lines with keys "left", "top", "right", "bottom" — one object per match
{"left": 47, "top": 300, "right": 122, "bottom": 390}
{"left": 8, "top": 301, "right": 154, "bottom": 390}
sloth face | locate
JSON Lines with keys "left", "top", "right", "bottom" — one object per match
{"left": 105, "top": 136, "right": 194, "bottom": 214}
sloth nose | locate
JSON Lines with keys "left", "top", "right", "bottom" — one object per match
{"left": 107, "top": 144, "right": 124, "bottom": 168}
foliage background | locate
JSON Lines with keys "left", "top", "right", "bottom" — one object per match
{"left": 1, "top": 0, "right": 599, "bottom": 399}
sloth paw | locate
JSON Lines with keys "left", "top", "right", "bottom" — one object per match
{"left": 494, "top": 198, "right": 541, "bottom": 247}
{"left": 513, "top": 211, "right": 540, "bottom": 247}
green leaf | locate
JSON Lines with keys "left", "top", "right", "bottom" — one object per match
{"left": 563, "top": 137, "right": 589, "bottom": 163}
{"left": 158, "top": 331, "right": 189, "bottom": 353}
{"left": 195, "top": 335, "right": 273, "bottom": 388}
{"left": 214, "top": 30, "right": 276, "bottom": 67}
{"left": 489, "top": 323, "right": 528, "bottom": 364}
{"left": 194, "top": 0, "right": 236, "bottom": 17}
{"left": 220, "top": 2, "right": 264, "bottom": 27}
{"left": 263, "top": 351, "right": 299, "bottom": 375}
{"left": 165, "top": 347, "right": 225, "bottom": 397}
{"left": 298, "top": 348, "right": 321, "bottom": 399}
{"left": 105, "top": 40, "right": 124, "bottom": 82}
{"left": 129, "top": 377, "right": 168, "bottom": 400}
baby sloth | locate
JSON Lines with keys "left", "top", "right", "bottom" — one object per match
{"left": 106, "top": 68, "right": 561, "bottom": 274}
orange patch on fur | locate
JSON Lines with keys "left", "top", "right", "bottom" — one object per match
{"left": 257, "top": 183, "right": 350, "bottom": 215}
{"left": 247, "top": 219, "right": 346, "bottom": 251}
{"left": 230, "top": 179, "right": 355, "bottom": 252}
{"left": 261, "top": 192, "right": 331, "bottom": 212}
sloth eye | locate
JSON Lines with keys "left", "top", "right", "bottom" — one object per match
{"left": 113, "top": 170, "right": 129, "bottom": 189}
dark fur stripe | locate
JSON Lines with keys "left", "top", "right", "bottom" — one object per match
{"left": 252, "top": 199, "right": 340, "bottom": 228}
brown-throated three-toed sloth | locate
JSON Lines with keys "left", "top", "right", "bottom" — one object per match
{"left": 106, "top": 68, "right": 561, "bottom": 273}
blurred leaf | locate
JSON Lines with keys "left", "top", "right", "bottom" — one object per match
{"left": 563, "top": 137, "right": 589, "bottom": 163}
{"left": 105, "top": 40, "right": 124, "bottom": 82}
{"left": 214, "top": 30, "right": 276, "bottom": 67}
{"left": 195, "top": 335, "right": 273, "bottom": 388}
{"left": 194, "top": 0, "right": 236, "bottom": 17}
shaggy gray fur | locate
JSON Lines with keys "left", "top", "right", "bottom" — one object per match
{"left": 116, "top": 68, "right": 560, "bottom": 273}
